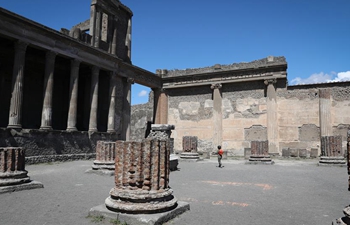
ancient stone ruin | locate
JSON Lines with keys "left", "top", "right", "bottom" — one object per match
{"left": 0, "top": 147, "right": 43, "bottom": 193}
{"left": 90, "top": 138, "right": 189, "bottom": 224}
{"left": 106, "top": 139, "right": 176, "bottom": 213}
{"left": 180, "top": 136, "right": 200, "bottom": 160}
{"left": 333, "top": 131, "right": 350, "bottom": 224}
{"left": 246, "top": 141, "right": 274, "bottom": 164}
{"left": 319, "top": 136, "right": 346, "bottom": 166}
{"left": 91, "top": 141, "right": 116, "bottom": 174}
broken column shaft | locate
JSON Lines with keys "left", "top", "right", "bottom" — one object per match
{"left": 105, "top": 139, "right": 177, "bottom": 213}
{"left": 0, "top": 147, "right": 43, "bottom": 193}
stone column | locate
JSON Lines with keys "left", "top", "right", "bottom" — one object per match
{"left": 264, "top": 79, "right": 278, "bottom": 154}
{"left": 0, "top": 147, "right": 43, "bottom": 193}
{"left": 125, "top": 18, "right": 132, "bottom": 62}
{"left": 111, "top": 18, "right": 117, "bottom": 55}
{"left": 121, "top": 78, "right": 133, "bottom": 140}
{"left": 319, "top": 88, "right": 332, "bottom": 137}
{"left": 107, "top": 72, "right": 117, "bottom": 133}
{"left": 89, "top": 3, "right": 97, "bottom": 46}
{"left": 105, "top": 139, "right": 177, "bottom": 213}
{"left": 211, "top": 83, "right": 222, "bottom": 149}
{"left": 66, "top": 59, "right": 80, "bottom": 131}
{"left": 94, "top": 7, "right": 102, "bottom": 48}
{"left": 40, "top": 51, "right": 56, "bottom": 130}
{"left": 89, "top": 66, "right": 99, "bottom": 132}
{"left": 92, "top": 141, "right": 116, "bottom": 172}
{"left": 7, "top": 41, "right": 28, "bottom": 129}
{"left": 153, "top": 88, "right": 168, "bottom": 124}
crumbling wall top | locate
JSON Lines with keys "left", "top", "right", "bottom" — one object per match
{"left": 164, "top": 56, "right": 287, "bottom": 77}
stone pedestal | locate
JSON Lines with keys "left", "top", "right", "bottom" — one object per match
{"left": 319, "top": 136, "right": 346, "bottom": 166}
{"left": 246, "top": 141, "right": 274, "bottom": 165}
{"left": 0, "top": 147, "right": 43, "bottom": 193}
{"left": 92, "top": 141, "right": 116, "bottom": 174}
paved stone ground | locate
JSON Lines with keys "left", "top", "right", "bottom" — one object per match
{"left": 0, "top": 159, "right": 348, "bottom": 225}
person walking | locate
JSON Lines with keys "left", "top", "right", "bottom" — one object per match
{"left": 217, "top": 145, "right": 224, "bottom": 168}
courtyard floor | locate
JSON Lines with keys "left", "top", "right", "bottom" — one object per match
{"left": 0, "top": 158, "right": 348, "bottom": 225}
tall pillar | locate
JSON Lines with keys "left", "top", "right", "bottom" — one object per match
{"left": 111, "top": 19, "right": 117, "bottom": 55}
{"left": 121, "top": 78, "right": 133, "bottom": 140}
{"left": 90, "top": 4, "right": 97, "bottom": 46}
{"left": 211, "top": 83, "right": 222, "bottom": 149}
{"left": 107, "top": 72, "right": 117, "bottom": 133}
{"left": 40, "top": 51, "right": 56, "bottom": 130}
{"left": 153, "top": 88, "right": 168, "bottom": 124}
{"left": 89, "top": 66, "right": 99, "bottom": 132}
{"left": 319, "top": 88, "right": 332, "bottom": 137}
{"left": 94, "top": 7, "right": 102, "bottom": 48}
{"left": 125, "top": 18, "right": 132, "bottom": 62}
{"left": 66, "top": 59, "right": 80, "bottom": 131}
{"left": 8, "top": 41, "right": 28, "bottom": 129}
{"left": 264, "top": 79, "right": 278, "bottom": 154}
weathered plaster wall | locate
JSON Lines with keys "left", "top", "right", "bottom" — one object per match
{"left": 221, "top": 81, "right": 267, "bottom": 155}
{"left": 167, "top": 86, "right": 214, "bottom": 153}
{"left": 277, "top": 88, "right": 320, "bottom": 152}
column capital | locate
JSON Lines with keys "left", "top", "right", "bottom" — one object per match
{"left": 46, "top": 51, "right": 57, "bottom": 60}
{"left": 127, "top": 77, "right": 134, "bottom": 84}
{"left": 264, "top": 79, "right": 277, "bottom": 86}
{"left": 211, "top": 83, "right": 222, "bottom": 90}
{"left": 71, "top": 59, "right": 81, "bottom": 68}
{"left": 15, "top": 40, "right": 28, "bottom": 52}
{"left": 91, "top": 65, "right": 100, "bottom": 74}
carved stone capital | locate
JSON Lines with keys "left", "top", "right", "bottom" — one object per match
{"left": 264, "top": 79, "right": 277, "bottom": 86}
{"left": 127, "top": 77, "right": 135, "bottom": 84}
{"left": 211, "top": 83, "right": 222, "bottom": 90}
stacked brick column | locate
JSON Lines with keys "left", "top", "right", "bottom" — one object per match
{"left": 180, "top": 136, "right": 200, "bottom": 160}
{"left": 333, "top": 131, "right": 350, "bottom": 224}
{"left": 92, "top": 141, "right": 116, "bottom": 171}
{"left": 105, "top": 139, "right": 177, "bottom": 213}
{"left": 247, "top": 141, "right": 274, "bottom": 164}
{"left": 319, "top": 136, "right": 346, "bottom": 166}
{"left": 0, "top": 147, "right": 43, "bottom": 193}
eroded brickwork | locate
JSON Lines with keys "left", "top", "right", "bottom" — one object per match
{"left": 105, "top": 139, "right": 176, "bottom": 213}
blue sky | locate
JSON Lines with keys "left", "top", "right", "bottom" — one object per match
{"left": 1, "top": 0, "right": 349, "bottom": 105}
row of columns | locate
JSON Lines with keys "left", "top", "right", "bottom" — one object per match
{"left": 6, "top": 40, "right": 132, "bottom": 137}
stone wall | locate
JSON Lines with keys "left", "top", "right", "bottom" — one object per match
{"left": 0, "top": 128, "right": 117, "bottom": 164}
{"left": 131, "top": 69, "right": 350, "bottom": 157}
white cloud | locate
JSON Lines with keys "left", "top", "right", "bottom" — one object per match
{"left": 290, "top": 71, "right": 350, "bottom": 85}
{"left": 138, "top": 90, "right": 148, "bottom": 97}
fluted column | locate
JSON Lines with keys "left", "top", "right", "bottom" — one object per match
{"left": 211, "top": 83, "right": 223, "bottom": 149}
{"left": 264, "top": 79, "right": 278, "bottom": 154}
{"left": 107, "top": 72, "right": 117, "bottom": 133}
{"left": 66, "top": 59, "right": 80, "bottom": 131}
{"left": 40, "top": 51, "right": 56, "bottom": 130}
{"left": 105, "top": 139, "right": 176, "bottom": 213}
{"left": 89, "top": 66, "right": 99, "bottom": 132}
{"left": 319, "top": 88, "right": 332, "bottom": 137}
{"left": 121, "top": 78, "right": 133, "bottom": 140}
{"left": 8, "top": 41, "right": 28, "bottom": 129}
